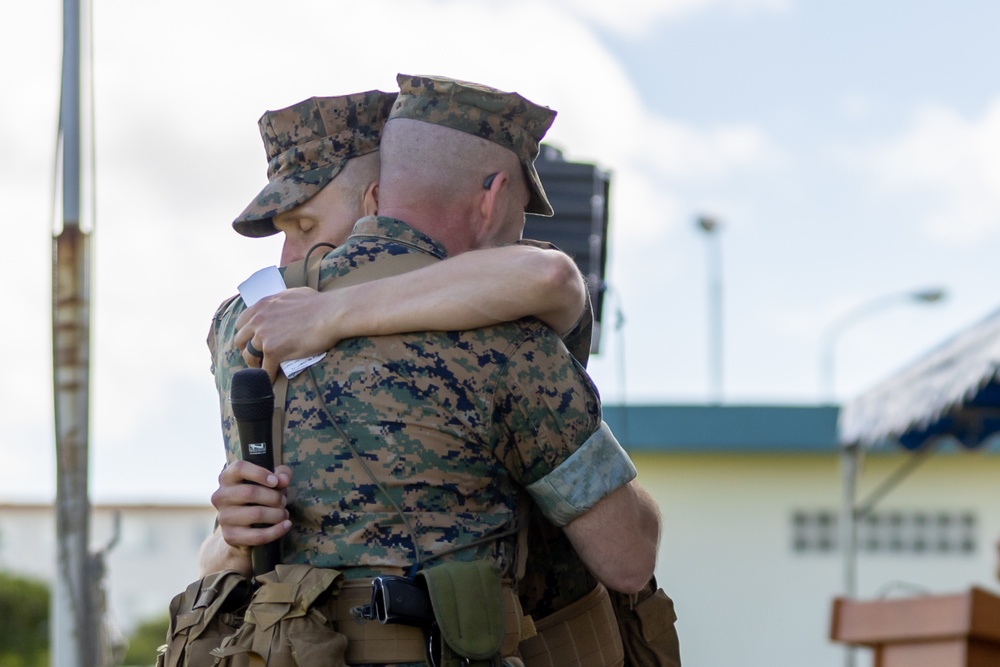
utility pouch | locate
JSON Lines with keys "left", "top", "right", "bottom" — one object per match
{"left": 417, "top": 560, "right": 509, "bottom": 667}
{"left": 609, "top": 577, "right": 681, "bottom": 667}
{"left": 520, "top": 583, "right": 623, "bottom": 667}
{"left": 210, "top": 563, "right": 348, "bottom": 667}
{"left": 157, "top": 570, "right": 251, "bottom": 667}
{"left": 370, "top": 575, "right": 435, "bottom": 626}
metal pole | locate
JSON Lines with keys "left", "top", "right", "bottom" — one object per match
{"left": 697, "top": 216, "right": 723, "bottom": 403}
{"left": 52, "top": 0, "right": 97, "bottom": 664}
{"left": 819, "top": 288, "right": 946, "bottom": 401}
{"left": 839, "top": 442, "right": 860, "bottom": 667}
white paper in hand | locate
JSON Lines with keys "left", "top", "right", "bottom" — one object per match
{"left": 238, "top": 266, "right": 326, "bottom": 379}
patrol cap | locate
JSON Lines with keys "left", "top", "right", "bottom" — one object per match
{"left": 233, "top": 90, "right": 397, "bottom": 237}
{"left": 390, "top": 74, "right": 556, "bottom": 217}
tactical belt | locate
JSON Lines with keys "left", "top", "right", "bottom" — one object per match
{"left": 327, "top": 577, "right": 528, "bottom": 665}
{"left": 326, "top": 579, "right": 427, "bottom": 665}
{"left": 519, "top": 583, "right": 625, "bottom": 667}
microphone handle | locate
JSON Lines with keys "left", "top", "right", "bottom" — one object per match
{"left": 236, "top": 417, "right": 282, "bottom": 575}
{"left": 252, "top": 541, "right": 282, "bottom": 578}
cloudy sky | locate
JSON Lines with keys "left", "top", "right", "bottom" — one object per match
{"left": 5, "top": 0, "right": 1000, "bottom": 501}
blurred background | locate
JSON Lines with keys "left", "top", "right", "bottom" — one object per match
{"left": 4, "top": 1, "right": 1000, "bottom": 665}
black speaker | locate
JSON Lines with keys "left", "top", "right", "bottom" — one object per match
{"left": 525, "top": 144, "right": 611, "bottom": 353}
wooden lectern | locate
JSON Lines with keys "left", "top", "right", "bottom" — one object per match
{"left": 830, "top": 587, "right": 1000, "bottom": 667}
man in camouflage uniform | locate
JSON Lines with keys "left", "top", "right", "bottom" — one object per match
{"left": 204, "top": 76, "right": 664, "bottom": 666}
{"left": 200, "top": 92, "right": 593, "bottom": 574}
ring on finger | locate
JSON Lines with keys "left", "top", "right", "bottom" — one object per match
{"left": 246, "top": 339, "right": 264, "bottom": 359}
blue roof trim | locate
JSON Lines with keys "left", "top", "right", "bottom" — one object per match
{"left": 602, "top": 405, "right": 841, "bottom": 453}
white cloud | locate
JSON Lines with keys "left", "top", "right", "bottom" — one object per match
{"left": 865, "top": 99, "right": 1000, "bottom": 244}
{"left": 4, "top": 0, "right": 783, "bottom": 500}
{"left": 640, "top": 120, "right": 780, "bottom": 182}
{"left": 557, "top": 0, "right": 792, "bottom": 36}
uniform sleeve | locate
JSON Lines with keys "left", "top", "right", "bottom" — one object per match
{"left": 514, "top": 238, "right": 594, "bottom": 368}
{"left": 208, "top": 294, "right": 245, "bottom": 462}
{"left": 526, "top": 421, "right": 635, "bottom": 526}
{"left": 492, "top": 325, "right": 635, "bottom": 526}
{"left": 561, "top": 288, "right": 594, "bottom": 369}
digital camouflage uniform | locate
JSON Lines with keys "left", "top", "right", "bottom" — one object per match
{"left": 210, "top": 215, "right": 636, "bottom": 581}
{"left": 206, "top": 81, "right": 610, "bottom": 618}
{"left": 204, "top": 76, "right": 647, "bottom": 665}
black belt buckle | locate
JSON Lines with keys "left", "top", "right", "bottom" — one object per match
{"left": 370, "top": 575, "right": 434, "bottom": 627}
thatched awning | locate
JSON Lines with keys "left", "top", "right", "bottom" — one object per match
{"left": 839, "top": 306, "right": 1000, "bottom": 450}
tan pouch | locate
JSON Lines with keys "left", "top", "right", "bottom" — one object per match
{"left": 157, "top": 570, "right": 251, "bottom": 667}
{"left": 520, "top": 583, "right": 624, "bottom": 667}
{"left": 210, "top": 563, "right": 347, "bottom": 667}
{"left": 609, "top": 578, "right": 681, "bottom": 667}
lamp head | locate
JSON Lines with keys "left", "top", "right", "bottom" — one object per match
{"left": 697, "top": 215, "right": 719, "bottom": 233}
{"left": 912, "top": 288, "right": 946, "bottom": 303}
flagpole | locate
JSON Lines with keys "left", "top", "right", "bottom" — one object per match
{"left": 52, "top": 0, "right": 98, "bottom": 663}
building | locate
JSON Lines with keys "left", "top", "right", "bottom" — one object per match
{"left": 604, "top": 404, "right": 1000, "bottom": 667}
{"left": 3, "top": 404, "right": 999, "bottom": 666}
{"left": 0, "top": 502, "right": 216, "bottom": 636}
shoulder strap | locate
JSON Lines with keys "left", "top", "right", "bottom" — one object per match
{"left": 271, "top": 248, "right": 441, "bottom": 466}
{"left": 317, "top": 250, "right": 439, "bottom": 290}
{"left": 267, "top": 251, "right": 329, "bottom": 467}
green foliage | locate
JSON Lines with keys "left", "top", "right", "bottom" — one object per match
{"left": 0, "top": 572, "right": 50, "bottom": 667}
{"left": 123, "top": 615, "right": 169, "bottom": 667}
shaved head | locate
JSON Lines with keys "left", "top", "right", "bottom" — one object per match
{"left": 378, "top": 118, "right": 526, "bottom": 216}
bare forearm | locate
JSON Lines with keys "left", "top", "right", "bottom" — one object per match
{"left": 332, "top": 244, "right": 587, "bottom": 338}
{"left": 565, "top": 481, "right": 661, "bottom": 594}
{"left": 198, "top": 526, "right": 252, "bottom": 578}
{"left": 236, "top": 245, "right": 588, "bottom": 379}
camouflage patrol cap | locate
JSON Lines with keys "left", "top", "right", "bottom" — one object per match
{"left": 233, "top": 90, "right": 397, "bottom": 237}
{"left": 390, "top": 74, "right": 556, "bottom": 217}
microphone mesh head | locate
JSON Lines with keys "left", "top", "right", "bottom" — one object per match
{"left": 230, "top": 368, "right": 275, "bottom": 420}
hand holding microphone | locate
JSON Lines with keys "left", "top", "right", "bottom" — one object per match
{"left": 230, "top": 367, "right": 284, "bottom": 576}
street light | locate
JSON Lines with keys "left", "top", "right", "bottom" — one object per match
{"left": 696, "top": 215, "right": 723, "bottom": 403}
{"left": 819, "top": 287, "right": 946, "bottom": 402}
{"left": 823, "top": 287, "right": 945, "bottom": 667}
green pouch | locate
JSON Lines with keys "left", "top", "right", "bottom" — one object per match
{"left": 417, "top": 560, "right": 506, "bottom": 663}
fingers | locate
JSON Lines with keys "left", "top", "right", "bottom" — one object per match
{"left": 234, "top": 304, "right": 262, "bottom": 368}
{"left": 212, "top": 478, "right": 287, "bottom": 510}
{"left": 273, "top": 465, "right": 293, "bottom": 488}
{"left": 234, "top": 300, "right": 259, "bottom": 333}
{"left": 218, "top": 511, "right": 292, "bottom": 547}
{"left": 241, "top": 343, "right": 263, "bottom": 369}
{"left": 218, "top": 459, "right": 283, "bottom": 488}
{"left": 234, "top": 306, "right": 254, "bottom": 350}
{"left": 263, "top": 356, "right": 280, "bottom": 382}
{"left": 212, "top": 461, "right": 292, "bottom": 548}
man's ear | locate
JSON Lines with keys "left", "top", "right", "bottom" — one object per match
{"left": 478, "top": 170, "right": 509, "bottom": 238}
{"left": 363, "top": 182, "right": 379, "bottom": 216}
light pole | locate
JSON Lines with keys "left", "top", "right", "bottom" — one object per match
{"left": 696, "top": 215, "right": 723, "bottom": 403}
{"left": 819, "top": 287, "right": 946, "bottom": 402}
{"left": 824, "top": 287, "right": 946, "bottom": 667}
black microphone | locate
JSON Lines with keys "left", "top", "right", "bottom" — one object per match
{"left": 230, "top": 367, "right": 282, "bottom": 576}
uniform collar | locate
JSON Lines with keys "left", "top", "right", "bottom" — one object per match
{"left": 347, "top": 215, "right": 449, "bottom": 259}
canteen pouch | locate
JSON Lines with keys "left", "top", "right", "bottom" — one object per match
{"left": 157, "top": 570, "right": 252, "bottom": 667}
{"left": 609, "top": 577, "right": 681, "bottom": 667}
{"left": 210, "top": 563, "right": 348, "bottom": 667}
{"left": 417, "top": 560, "right": 508, "bottom": 666}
